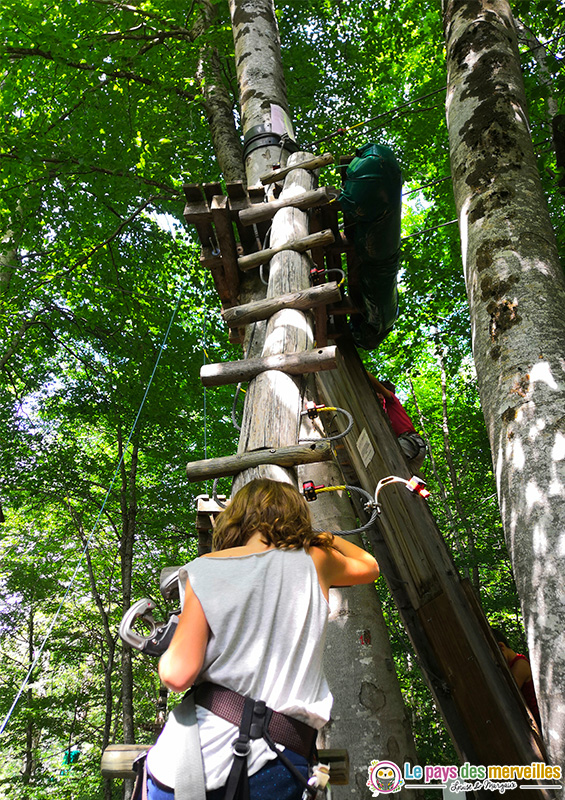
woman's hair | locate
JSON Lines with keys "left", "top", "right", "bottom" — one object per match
{"left": 212, "top": 478, "right": 334, "bottom": 552}
{"left": 491, "top": 627, "right": 509, "bottom": 647}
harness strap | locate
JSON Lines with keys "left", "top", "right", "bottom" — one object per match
{"left": 195, "top": 683, "right": 317, "bottom": 800}
{"left": 174, "top": 689, "right": 207, "bottom": 800}
{"left": 194, "top": 682, "right": 316, "bottom": 760}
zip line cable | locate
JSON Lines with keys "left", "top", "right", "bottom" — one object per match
{"left": 0, "top": 272, "right": 187, "bottom": 736}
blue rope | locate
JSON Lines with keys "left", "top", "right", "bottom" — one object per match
{"left": 0, "top": 277, "right": 186, "bottom": 735}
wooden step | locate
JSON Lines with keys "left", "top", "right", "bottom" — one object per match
{"left": 186, "top": 442, "right": 333, "bottom": 482}
{"left": 201, "top": 345, "right": 338, "bottom": 387}
{"left": 238, "top": 230, "right": 335, "bottom": 272}
{"left": 221, "top": 282, "right": 341, "bottom": 329}
{"left": 260, "top": 152, "right": 334, "bottom": 185}
{"left": 101, "top": 744, "right": 349, "bottom": 784}
{"left": 238, "top": 186, "right": 338, "bottom": 227}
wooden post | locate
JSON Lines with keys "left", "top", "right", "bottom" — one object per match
{"left": 232, "top": 151, "right": 319, "bottom": 491}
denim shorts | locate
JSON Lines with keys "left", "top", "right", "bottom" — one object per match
{"left": 147, "top": 748, "right": 309, "bottom": 800}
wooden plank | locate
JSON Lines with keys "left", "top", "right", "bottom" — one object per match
{"left": 260, "top": 152, "right": 334, "bottom": 185}
{"left": 201, "top": 345, "right": 338, "bottom": 387}
{"left": 238, "top": 229, "right": 335, "bottom": 272}
{"left": 202, "top": 182, "right": 223, "bottom": 204}
{"left": 186, "top": 442, "right": 333, "bottom": 482}
{"left": 210, "top": 195, "right": 240, "bottom": 303}
{"left": 101, "top": 744, "right": 348, "bottom": 783}
{"left": 315, "top": 339, "right": 551, "bottom": 789}
{"left": 225, "top": 181, "right": 260, "bottom": 254}
{"left": 222, "top": 282, "right": 341, "bottom": 328}
{"left": 417, "top": 593, "right": 546, "bottom": 792}
{"left": 239, "top": 186, "right": 337, "bottom": 226}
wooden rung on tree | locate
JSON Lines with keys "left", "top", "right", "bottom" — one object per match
{"left": 186, "top": 442, "right": 333, "bottom": 482}
{"left": 221, "top": 282, "right": 342, "bottom": 328}
{"left": 238, "top": 229, "right": 335, "bottom": 272}
{"left": 201, "top": 345, "right": 338, "bottom": 387}
{"left": 100, "top": 744, "right": 349, "bottom": 784}
{"left": 238, "top": 186, "right": 338, "bottom": 226}
{"left": 260, "top": 152, "right": 334, "bottom": 185}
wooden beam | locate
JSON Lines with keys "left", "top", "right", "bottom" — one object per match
{"left": 260, "top": 152, "right": 334, "bottom": 185}
{"left": 101, "top": 744, "right": 348, "bottom": 783}
{"left": 210, "top": 195, "right": 240, "bottom": 303}
{"left": 186, "top": 442, "right": 333, "bottom": 482}
{"left": 201, "top": 345, "right": 338, "bottom": 387}
{"left": 238, "top": 229, "right": 335, "bottom": 272}
{"left": 238, "top": 186, "right": 337, "bottom": 226}
{"left": 222, "top": 282, "right": 341, "bottom": 328}
{"left": 315, "top": 338, "right": 549, "bottom": 789}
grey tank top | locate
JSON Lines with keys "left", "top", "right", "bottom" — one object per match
{"left": 147, "top": 547, "right": 332, "bottom": 791}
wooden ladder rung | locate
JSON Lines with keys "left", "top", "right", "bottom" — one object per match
{"left": 186, "top": 442, "right": 333, "bottom": 482}
{"left": 101, "top": 744, "right": 349, "bottom": 784}
{"left": 201, "top": 346, "right": 338, "bottom": 388}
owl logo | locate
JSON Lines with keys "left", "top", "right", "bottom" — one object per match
{"left": 367, "top": 760, "right": 404, "bottom": 796}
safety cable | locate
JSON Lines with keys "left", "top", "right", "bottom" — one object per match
{"left": 212, "top": 477, "right": 229, "bottom": 509}
{"left": 304, "top": 484, "right": 379, "bottom": 535}
{"left": 299, "top": 402, "right": 353, "bottom": 442}
{"left": 0, "top": 272, "right": 188, "bottom": 736}
{"left": 306, "top": 85, "right": 447, "bottom": 148}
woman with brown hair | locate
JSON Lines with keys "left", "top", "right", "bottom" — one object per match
{"left": 145, "top": 478, "right": 380, "bottom": 800}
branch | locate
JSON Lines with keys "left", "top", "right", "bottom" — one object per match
{"left": 35, "top": 196, "right": 158, "bottom": 286}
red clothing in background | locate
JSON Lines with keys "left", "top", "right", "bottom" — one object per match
{"left": 383, "top": 393, "right": 416, "bottom": 437}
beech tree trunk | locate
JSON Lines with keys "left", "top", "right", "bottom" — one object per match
{"left": 443, "top": 0, "right": 565, "bottom": 773}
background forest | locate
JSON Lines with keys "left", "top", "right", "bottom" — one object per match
{"left": 1, "top": 0, "right": 564, "bottom": 797}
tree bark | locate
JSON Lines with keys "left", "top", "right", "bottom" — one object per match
{"left": 196, "top": 0, "right": 244, "bottom": 183}
{"left": 443, "top": 0, "right": 565, "bottom": 771}
{"left": 228, "top": 0, "right": 293, "bottom": 186}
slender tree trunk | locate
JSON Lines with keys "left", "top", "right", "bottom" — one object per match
{"left": 407, "top": 375, "right": 471, "bottom": 579}
{"left": 196, "top": 0, "right": 244, "bottom": 183}
{"left": 23, "top": 604, "right": 34, "bottom": 785}
{"left": 437, "top": 348, "right": 480, "bottom": 591}
{"left": 118, "top": 429, "right": 139, "bottom": 800}
{"left": 443, "top": 0, "right": 565, "bottom": 772}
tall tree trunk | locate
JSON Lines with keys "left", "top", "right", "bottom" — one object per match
{"left": 228, "top": 0, "right": 293, "bottom": 186}
{"left": 443, "top": 0, "right": 565, "bottom": 771}
{"left": 196, "top": 0, "right": 244, "bottom": 183}
{"left": 118, "top": 428, "right": 139, "bottom": 800}
{"left": 225, "top": 2, "right": 421, "bottom": 794}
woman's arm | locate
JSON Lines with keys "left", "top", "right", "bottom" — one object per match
{"left": 310, "top": 536, "right": 380, "bottom": 599}
{"left": 158, "top": 579, "right": 210, "bottom": 693}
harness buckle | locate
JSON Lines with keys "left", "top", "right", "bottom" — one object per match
{"left": 232, "top": 735, "right": 251, "bottom": 758}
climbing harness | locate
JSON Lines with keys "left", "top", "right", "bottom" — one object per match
{"left": 120, "top": 564, "right": 330, "bottom": 800}
{"left": 195, "top": 682, "right": 318, "bottom": 800}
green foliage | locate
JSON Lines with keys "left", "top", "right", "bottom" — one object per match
{"left": 1, "top": 0, "right": 562, "bottom": 791}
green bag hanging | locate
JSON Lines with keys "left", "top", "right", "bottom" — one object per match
{"left": 338, "top": 142, "right": 403, "bottom": 350}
